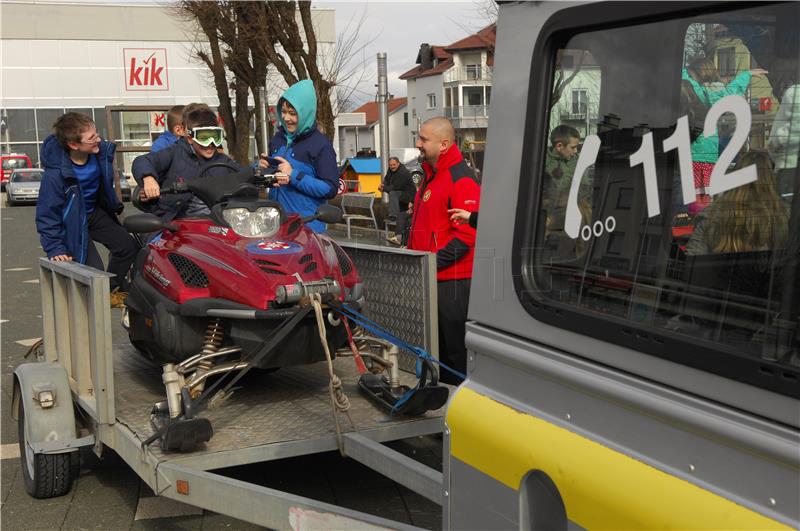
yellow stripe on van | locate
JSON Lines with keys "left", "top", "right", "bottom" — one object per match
{"left": 447, "top": 387, "right": 789, "bottom": 530}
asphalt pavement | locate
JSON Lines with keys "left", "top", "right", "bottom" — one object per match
{"left": 1, "top": 198, "right": 441, "bottom": 530}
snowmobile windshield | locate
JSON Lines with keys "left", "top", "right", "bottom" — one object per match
{"left": 189, "top": 164, "right": 260, "bottom": 207}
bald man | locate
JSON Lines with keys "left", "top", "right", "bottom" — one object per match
{"left": 408, "top": 117, "right": 481, "bottom": 385}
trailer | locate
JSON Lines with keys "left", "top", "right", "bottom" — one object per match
{"left": 13, "top": 245, "right": 445, "bottom": 530}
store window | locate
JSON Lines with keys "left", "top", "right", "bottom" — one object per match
{"left": 36, "top": 109, "right": 64, "bottom": 141}
{"left": 6, "top": 109, "right": 36, "bottom": 142}
{"left": 520, "top": 3, "right": 799, "bottom": 395}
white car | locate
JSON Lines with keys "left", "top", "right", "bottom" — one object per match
{"left": 6, "top": 168, "right": 43, "bottom": 206}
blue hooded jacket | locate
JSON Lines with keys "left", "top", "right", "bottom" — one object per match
{"left": 36, "top": 134, "right": 121, "bottom": 262}
{"left": 268, "top": 80, "right": 338, "bottom": 232}
{"left": 151, "top": 130, "right": 179, "bottom": 153}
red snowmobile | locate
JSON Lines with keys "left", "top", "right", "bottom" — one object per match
{"left": 123, "top": 164, "right": 447, "bottom": 451}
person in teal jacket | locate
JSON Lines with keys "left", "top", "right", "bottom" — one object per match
{"left": 681, "top": 57, "right": 767, "bottom": 213}
{"left": 258, "top": 80, "right": 338, "bottom": 232}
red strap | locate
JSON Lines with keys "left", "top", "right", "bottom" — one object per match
{"left": 343, "top": 317, "right": 367, "bottom": 374}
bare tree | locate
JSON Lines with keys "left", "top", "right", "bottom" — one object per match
{"left": 174, "top": 1, "right": 371, "bottom": 162}
{"left": 174, "top": 1, "right": 267, "bottom": 163}
{"left": 474, "top": 0, "right": 498, "bottom": 23}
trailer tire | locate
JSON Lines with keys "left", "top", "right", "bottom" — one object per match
{"left": 18, "top": 398, "right": 79, "bottom": 499}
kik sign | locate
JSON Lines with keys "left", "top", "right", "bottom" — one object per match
{"left": 124, "top": 49, "right": 169, "bottom": 91}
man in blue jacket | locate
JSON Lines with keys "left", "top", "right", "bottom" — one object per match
{"left": 36, "top": 112, "right": 138, "bottom": 299}
{"left": 260, "top": 80, "right": 339, "bottom": 232}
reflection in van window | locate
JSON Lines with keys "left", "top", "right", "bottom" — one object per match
{"left": 524, "top": 3, "right": 799, "bottom": 385}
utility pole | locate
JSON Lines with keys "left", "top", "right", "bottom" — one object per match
{"left": 258, "top": 85, "right": 269, "bottom": 156}
{"left": 377, "top": 52, "right": 390, "bottom": 202}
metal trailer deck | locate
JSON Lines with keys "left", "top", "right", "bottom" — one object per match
{"left": 18, "top": 247, "right": 446, "bottom": 530}
{"left": 107, "top": 342, "right": 444, "bottom": 530}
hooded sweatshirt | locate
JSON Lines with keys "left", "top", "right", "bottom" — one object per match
{"left": 268, "top": 80, "right": 338, "bottom": 233}
{"left": 36, "top": 134, "right": 121, "bottom": 262}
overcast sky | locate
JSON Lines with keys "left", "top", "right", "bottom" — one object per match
{"left": 316, "top": 1, "right": 494, "bottom": 109}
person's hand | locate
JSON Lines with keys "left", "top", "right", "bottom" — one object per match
{"left": 51, "top": 255, "right": 72, "bottom": 262}
{"left": 142, "top": 176, "right": 161, "bottom": 200}
{"left": 448, "top": 208, "right": 470, "bottom": 224}
{"left": 273, "top": 172, "right": 290, "bottom": 187}
{"left": 257, "top": 155, "right": 270, "bottom": 169}
{"left": 273, "top": 156, "right": 293, "bottom": 178}
{"left": 407, "top": 204, "right": 413, "bottom": 214}
{"left": 378, "top": 183, "right": 384, "bottom": 192}
{"left": 750, "top": 68, "right": 768, "bottom": 76}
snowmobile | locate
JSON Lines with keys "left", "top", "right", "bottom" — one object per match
{"left": 122, "top": 164, "right": 448, "bottom": 452}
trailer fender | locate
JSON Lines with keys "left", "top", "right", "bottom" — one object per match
{"left": 12, "top": 362, "right": 79, "bottom": 453}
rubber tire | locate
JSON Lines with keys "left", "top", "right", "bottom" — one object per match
{"left": 17, "top": 398, "right": 79, "bottom": 498}
{"left": 6, "top": 198, "right": 14, "bottom": 207}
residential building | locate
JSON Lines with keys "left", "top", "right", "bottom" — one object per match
{"left": 336, "top": 97, "right": 410, "bottom": 159}
{"left": 400, "top": 24, "right": 496, "bottom": 149}
{"left": 548, "top": 50, "right": 602, "bottom": 139}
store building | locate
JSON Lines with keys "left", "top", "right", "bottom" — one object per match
{"left": 1, "top": 1, "right": 336, "bottom": 172}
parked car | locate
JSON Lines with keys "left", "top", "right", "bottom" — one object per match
{"left": 5, "top": 168, "right": 43, "bottom": 206}
{"left": 404, "top": 158, "right": 424, "bottom": 186}
{"left": 1, "top": 153, "right": 33, "bottom": 191}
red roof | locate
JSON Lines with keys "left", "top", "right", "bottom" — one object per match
{"left": 444, "top": 24, "right": 496, "bottom": 52}
{"left": 399, "top": 24, "right": 496, "bottom": 81}
{"left": 352, "top": 97, "right": 408, "bottom": 126}
{"left": 399, "top": 57, "right": 454, "bottom": 80}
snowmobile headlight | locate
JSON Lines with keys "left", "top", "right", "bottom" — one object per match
{"left": 223, "top": 206, "right": 281, "bottom": 237}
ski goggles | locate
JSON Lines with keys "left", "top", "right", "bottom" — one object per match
{"left": 188, "top": 126, "right": 225, "bottom": 147}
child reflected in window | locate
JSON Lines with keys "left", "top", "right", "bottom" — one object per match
{"left": 686, "top": 151, "right": 788, "bottom": 255}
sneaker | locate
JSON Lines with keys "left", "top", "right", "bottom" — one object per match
{"left": 387, "top": 236, "right": 401, "bottom": 245}
{"left": 110, "top": 288, "right": 128, "bottom": 309}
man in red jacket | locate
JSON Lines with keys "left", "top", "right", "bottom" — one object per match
{"left": 408, "top": 117, "right": 480, "bottom": 384}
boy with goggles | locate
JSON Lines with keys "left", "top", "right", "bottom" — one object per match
{"left": 187, "top": 126, "right": 225, "bottom": 148}
{"left": 132, "top": 106, "right": 239, "bottom": 222}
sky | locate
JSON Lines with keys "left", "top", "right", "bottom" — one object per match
{"left": 315, "top": 1, "right": 494, "bottom": 109}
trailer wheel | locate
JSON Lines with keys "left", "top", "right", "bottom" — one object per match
{"left": 17, "top": 398, "right": 79, "bottom": 498}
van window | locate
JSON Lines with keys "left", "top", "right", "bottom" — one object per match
{"left": 520, "top": 3, "right": 799, "bottom": 396}
{"left": 2, "top": 156, "right": 30, "bottom": 171}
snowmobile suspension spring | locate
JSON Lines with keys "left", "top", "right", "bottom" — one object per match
{"left": 191, "top": 319, "right": 224, "bottom": 398}
{"left": 203, "top": 319, "right": 224, "bottom": 354}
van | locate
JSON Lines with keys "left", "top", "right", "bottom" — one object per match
{"left": 445, "top": 2, "right": 799, "bottom": 529}
{"left": 1, "top": 153, "right": 33, "bottom": 190}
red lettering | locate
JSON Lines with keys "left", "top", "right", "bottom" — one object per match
{"left": 129, "top": 57, "right": 143, "bottom": 86}
{"left": 149, "top": 58, "right": 164, "bottom": 86}
{"left": 155, "top": 114, "right": 165, "bottom": 127}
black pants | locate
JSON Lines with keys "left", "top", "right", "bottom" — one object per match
{"left": 437, "top": 278, "right": 471, "bottom": 385}
{"left": 396, "top": 201, "right": 411, "bottom": 245}
{"left": 84, "top": 208, "right": 138, "bottom": 292}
